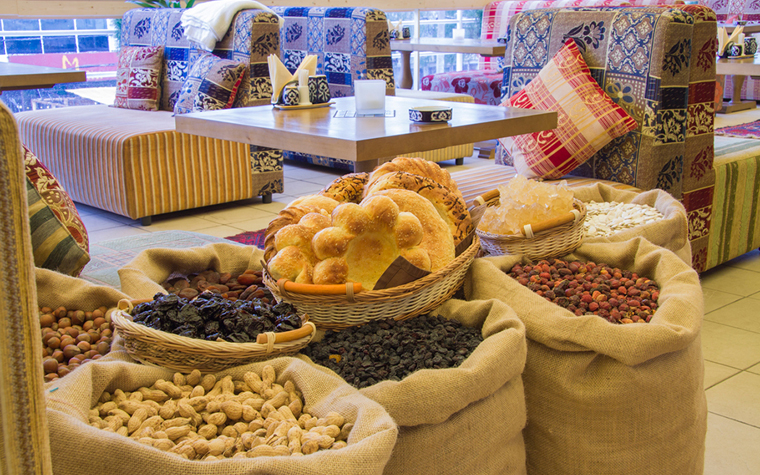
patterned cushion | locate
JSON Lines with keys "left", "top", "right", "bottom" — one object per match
{"left": 24, "top": 145, "right": 90, "bottom": 276}
{"left": 421, "top": 69, "right": 503, "bottom": 105}
{"left": 174, "top": 53, "right": 247, "bottom": 114}
{"left": 498, "top": 39, "right": 638, "bottom": 180}
{"left": 114, "top": 45, "right": 164, "bottom": 111}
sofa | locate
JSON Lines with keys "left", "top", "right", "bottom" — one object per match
{"left": 270, "top": 6, "right": 475, "bottom": 170}
{"left": 448, "top": 4, "right": 723, "bottom": 273}
{"left": 15, "top": 8, "right": 284, "bottom": 226}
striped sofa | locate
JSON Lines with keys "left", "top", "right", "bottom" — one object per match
{"left": 15, "top": 8, "right": 283, "bottom": 226}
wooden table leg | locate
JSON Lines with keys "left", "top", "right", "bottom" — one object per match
{"left": 397, "top": 51, "right": 413, "bottom": 90}
{"left": 354, "top": 158, "right": 380, "bottom": 173}
{"left": 719, "top": 74, "right": 758, "bottom": 113}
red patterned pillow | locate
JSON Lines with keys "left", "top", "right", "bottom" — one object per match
{"left": 498, "top": 39, "right": 638, "bottom": 180}
{"left": 24, "top": 145, "right": 90, "bottom": 276}
{"left": 114, "top": 45, "right": 164, "bottom": 111}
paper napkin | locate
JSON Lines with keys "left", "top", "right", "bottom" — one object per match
{"left": 268, "top": 54, "right": 318, "bottom": 104}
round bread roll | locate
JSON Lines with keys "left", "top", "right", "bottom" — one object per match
{"left": 367, "top": 189, "right": 455, "bottom": 271}
{"left": 367, "top": 157, "right": 462, "bottom": 197}
{"left": 264, "top": 205, "right": 326, "bottom": 262}
{"left": 365, "top": 171, "right": 473, "bottom": 246}
{"left": 320, "top": 172, "right": 369, "bottom": 203}
{"left": 287, "top": 194, "right": 340, "bottom": 214}
{"left": 267, "top": 246, "right": 313, "bottom": 284}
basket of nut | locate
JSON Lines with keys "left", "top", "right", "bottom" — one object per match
{"left": 111, "top": 285, "right": 316, "bottom": 373}
{"left": 474, "top": 175, "right": 586, "bottom": 260}
{"left": 262, "top": 158, "right": 480, "bottom": 329}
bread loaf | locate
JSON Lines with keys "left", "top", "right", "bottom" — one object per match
{"left": 320, "top": 172, "right": 369, "bottom": 203}
{"left": 365, "top": 171, "right": 473, "bottom": 245}
{"left": 287, "top": 194, "right": 340, "bottom": 213}
{"left": 366, "top": 189, "right": 455, "bottom": 271}
{"left": 366, "top": 157, "right": 462, "bottom": 197}
{"left": 263, "top": 205, "right": 327, "bottom": 262}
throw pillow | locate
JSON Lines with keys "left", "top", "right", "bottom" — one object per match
{"left": 174, "top": 52, "right": 247, "bottom": 114}
{"left": 114, "top": 45, "right": 164, "bottom": 111}
{"left": 498, "top": 39, "right": 638, "bottom": 180}
{"left": 24, "top": 145, "right": 90, "bottom": 276}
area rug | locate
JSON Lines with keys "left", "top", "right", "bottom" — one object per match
{"left": 225, "top": 229, "right": 267, "bottom": 248}
{"left": 79, "top": 230, "right": 238, "bottom": 290}
{"left": 714, "top": 119, "right": 760, "bottom": 138}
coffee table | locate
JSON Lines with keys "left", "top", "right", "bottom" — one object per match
{"left": 174, "top": 95, "right": 557, "bottom": 173}
{"left": 716, "top": 55, "right": 760, "bottom": 113}
{"left": 391, "top": 39, "right": 505, "bottom": 89}
{"left": 0, "top": 62, "right": 86, "bottom": 93}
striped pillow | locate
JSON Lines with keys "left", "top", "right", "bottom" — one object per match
{"left": 498, "top": 39, "right": 638, "bottom": 180}
{"left": 24, "top": 145, "right": 90, "bottom": 276}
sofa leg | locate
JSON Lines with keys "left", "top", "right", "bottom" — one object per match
{"left": 262, "top": 193, "right": 273, "bottom": 204}
{"left": 456, "top": 158, "right": 464, "bottom": 165}
{"left": 140, "top": 216, "right": 152, "bottom": 226}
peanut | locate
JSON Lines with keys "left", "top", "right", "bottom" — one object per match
{"left": 178, "top": 402, "right": 202, "bottom": 427}
{"left": 186, "top": 370, "right": 202, "bottom": 387}
{"left": 172, "top": 372, "right": 187, "bottom": 388}
{"left": 165, "top": 426, "right": 192, "bottom": 441}
{"left": 189, "top": 385, "right": 205, "bottom": 398}
{"left": 159, "top": 400, "right": 177, "bottom": 420}
{"left": 288, "top": 398, "right": 303, "bottom": 418}
{"left": 198, "top": 424, "right": 218, "bottom": 439}
{"left": 221, "top": 401, "right": 243, "bottom": 421}
{"left": 98, "top": 401, "right": 117, "bottom": 417}
{"left": 243, "top": 372, "right": 263, "bottom": 394}
{"left": 162, "top": 417, "right": 191, "bottom": 430}
{"left": 154, "top": 380, "right": 182, "bottom": 399}
{"left": 200, "top": 374, "right": 216, "bottom": 392}
{"left": 127, "top": 408, "right": 148, "bottom": 434}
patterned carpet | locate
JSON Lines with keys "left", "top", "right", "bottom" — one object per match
{"left": 79, "top": 231, "right": 235, "bottom": 289}
{"left": 224, "top": 229, "right": 267, "bottom": 248}
{"left": 714, "top": 119, "right": 760, "bottom": 139}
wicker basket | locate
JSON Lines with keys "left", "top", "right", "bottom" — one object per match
{"left": 476, "top": 199, "right": 586, "bottom": 260}
{"left": 263, "top": 235, "right": 480, "bottom": 330}
{"left": 111, "top": 299, "right": 316, "bottom": 373}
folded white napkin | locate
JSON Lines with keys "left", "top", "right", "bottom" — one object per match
{"left": 181, "top": 0, "right": 283, "bottom": 51}
{"left": 268, "top": 54, "right": 317, "bottom": 103}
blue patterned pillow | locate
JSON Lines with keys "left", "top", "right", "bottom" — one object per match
{"left": 174, "top": 52, "right": 246, "bottom": 114}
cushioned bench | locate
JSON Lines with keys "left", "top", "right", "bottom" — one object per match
{"left": 16, "top": 7, "right": 283, "bottom": 225}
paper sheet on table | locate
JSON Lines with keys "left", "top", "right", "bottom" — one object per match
{"left": 268, "top": 54, "right": 317, "bottom": 103}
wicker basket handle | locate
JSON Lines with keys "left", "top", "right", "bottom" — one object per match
{"left": 256, "top": 321, "right": 316, "bottom": 345}
{"left": 522, "top": 210, "right": 580, "bottom": 237}
{"left": 276, "top": 279, "right": 363, "bottom": 295}
{"left": 472, "top": 188, "right": 500, "bottom": 207}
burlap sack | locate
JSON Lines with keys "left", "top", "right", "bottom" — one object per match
{"left": 303, "top": 297, "right": 529, "bottom": 475}
{"left": 573, "top": 183, "right": 691, "bottom": 264}
{"left": 118, "top": 243, "right": 260, "bottom": 299}
{"left": 467, "top": 238, "right": 706, "bottom": 475}
{"left": 36, "top": 267, "right": 130, "bottom": 310}
{"left": 44, "top": 356, "right": 398, "bottom": 475}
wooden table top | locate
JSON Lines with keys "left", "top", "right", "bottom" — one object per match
{"left": 175, "top": 96, "right": 556, "bottom": 171}
{"left": 0, "top": 62, "right": 87, "bottom": 92}
{"left": 716, "top": 54, "right": 760, "bottom": 76}
{"left": 391, "top": 38, "right": 505, "bottom": 57}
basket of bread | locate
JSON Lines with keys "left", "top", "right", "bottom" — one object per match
{"left": 262, "top": 157, "right": 479, "bottom": 329}
{"left": 473, "top": 175, "right": 586, "bottom": 260}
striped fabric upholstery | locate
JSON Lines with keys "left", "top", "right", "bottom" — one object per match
{"left": 707, "top": 137, "right": 760, "bottom": 270}
{"left": 0, "top": 101, "right": 53, "bottom": 474}
{"left": 449, "top": 164, "right": 638, "bottom": 206}
{"left": 16, "top": 105, "right": 275, "bottom": 221}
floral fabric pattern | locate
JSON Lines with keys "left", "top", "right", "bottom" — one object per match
{"left": 114, "top": 45, "right": 164, "bottom": 111}
{"left": 174, "top": 53, "right": 247, "bottom": 114}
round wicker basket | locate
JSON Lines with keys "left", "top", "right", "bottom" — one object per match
{"left": 111, "top": 299, "right": 316, "bottom": 373}
{"left": 263, "top": 235, "right": 480, "bottom": 330}
{"left": 476, "top": 199, "right": 586, "bottom": 260}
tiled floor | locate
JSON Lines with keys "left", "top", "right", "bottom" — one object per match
{"left": 75, "top": 153, "right": 759, "bottom": 474}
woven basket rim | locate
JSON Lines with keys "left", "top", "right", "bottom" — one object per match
{"left": 111, "top": 304, "right": 315, "bottom": 356}
{"left": 263, "top": 234, "right": 480, "bottom": 304}
{"left": 476, "top": 199, "right": 586, "bottom": 240}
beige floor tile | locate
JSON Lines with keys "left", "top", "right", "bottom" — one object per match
{"left": 704, "top": 360, "right": 742, "bottom": 389}
{"left": 704, "top": 297, "right": 760, "bottom": 333}
{"left": 701, "top": 320, "right": 760, "bottom": 369}
{"left": 139, "top": 215, "right": 225, "bottom": 233}
{"left": 223, "top": 216, "right": 276, "bottom": 234}
{"left": 282, "top": 179, "right": 329, "bottom": 195}
{"left": 283, "top": 162, "right": 343, "bottom": 180}
{"left": 192, "top": 224, "right": 252, "bottom": 239}
{"left": 748, "top": 363, "right": 760, "bottom": 375}
{"left": 702, "top": 287, "right": 744, "bottom": 313}
{"left": 197, "top": 206, "right": 278, "bottom": 226}
{"left": 73, "top": 203, "right": 99, "bottom": 217}
{"left": 706, "top": 371, "right": 760, "bottom": 427}
{"left": 87, "top": 225, "right": 150, "bottom": 243}
{"left": 725, "top": 250, "right": 760, "bottom": 273}
{"left": 700, "top": 266, "right": 760, "bottom": 297}
{"left": 80, "top": 213, "right": 131, "bottom": 232}
{"left": 704, "top": 412, "right": 760, "bottom": 475}
{"left": 749, "top": 291, "right": 760, "bottom": 301}
{"left": 248, "top": 200, "right": 289, "bottom": 214}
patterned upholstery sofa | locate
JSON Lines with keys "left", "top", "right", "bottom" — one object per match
{"left": 269, "top": 6, "right": 475, "bottom": 170}
{"left": 420, "top": 0, "right": 679, "bottom": 105}
{"left": 15, "top": 8, "right": 283, "bottom": 226}
{"left": 450, "top": 5, "right": 722, "bottom": 273}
